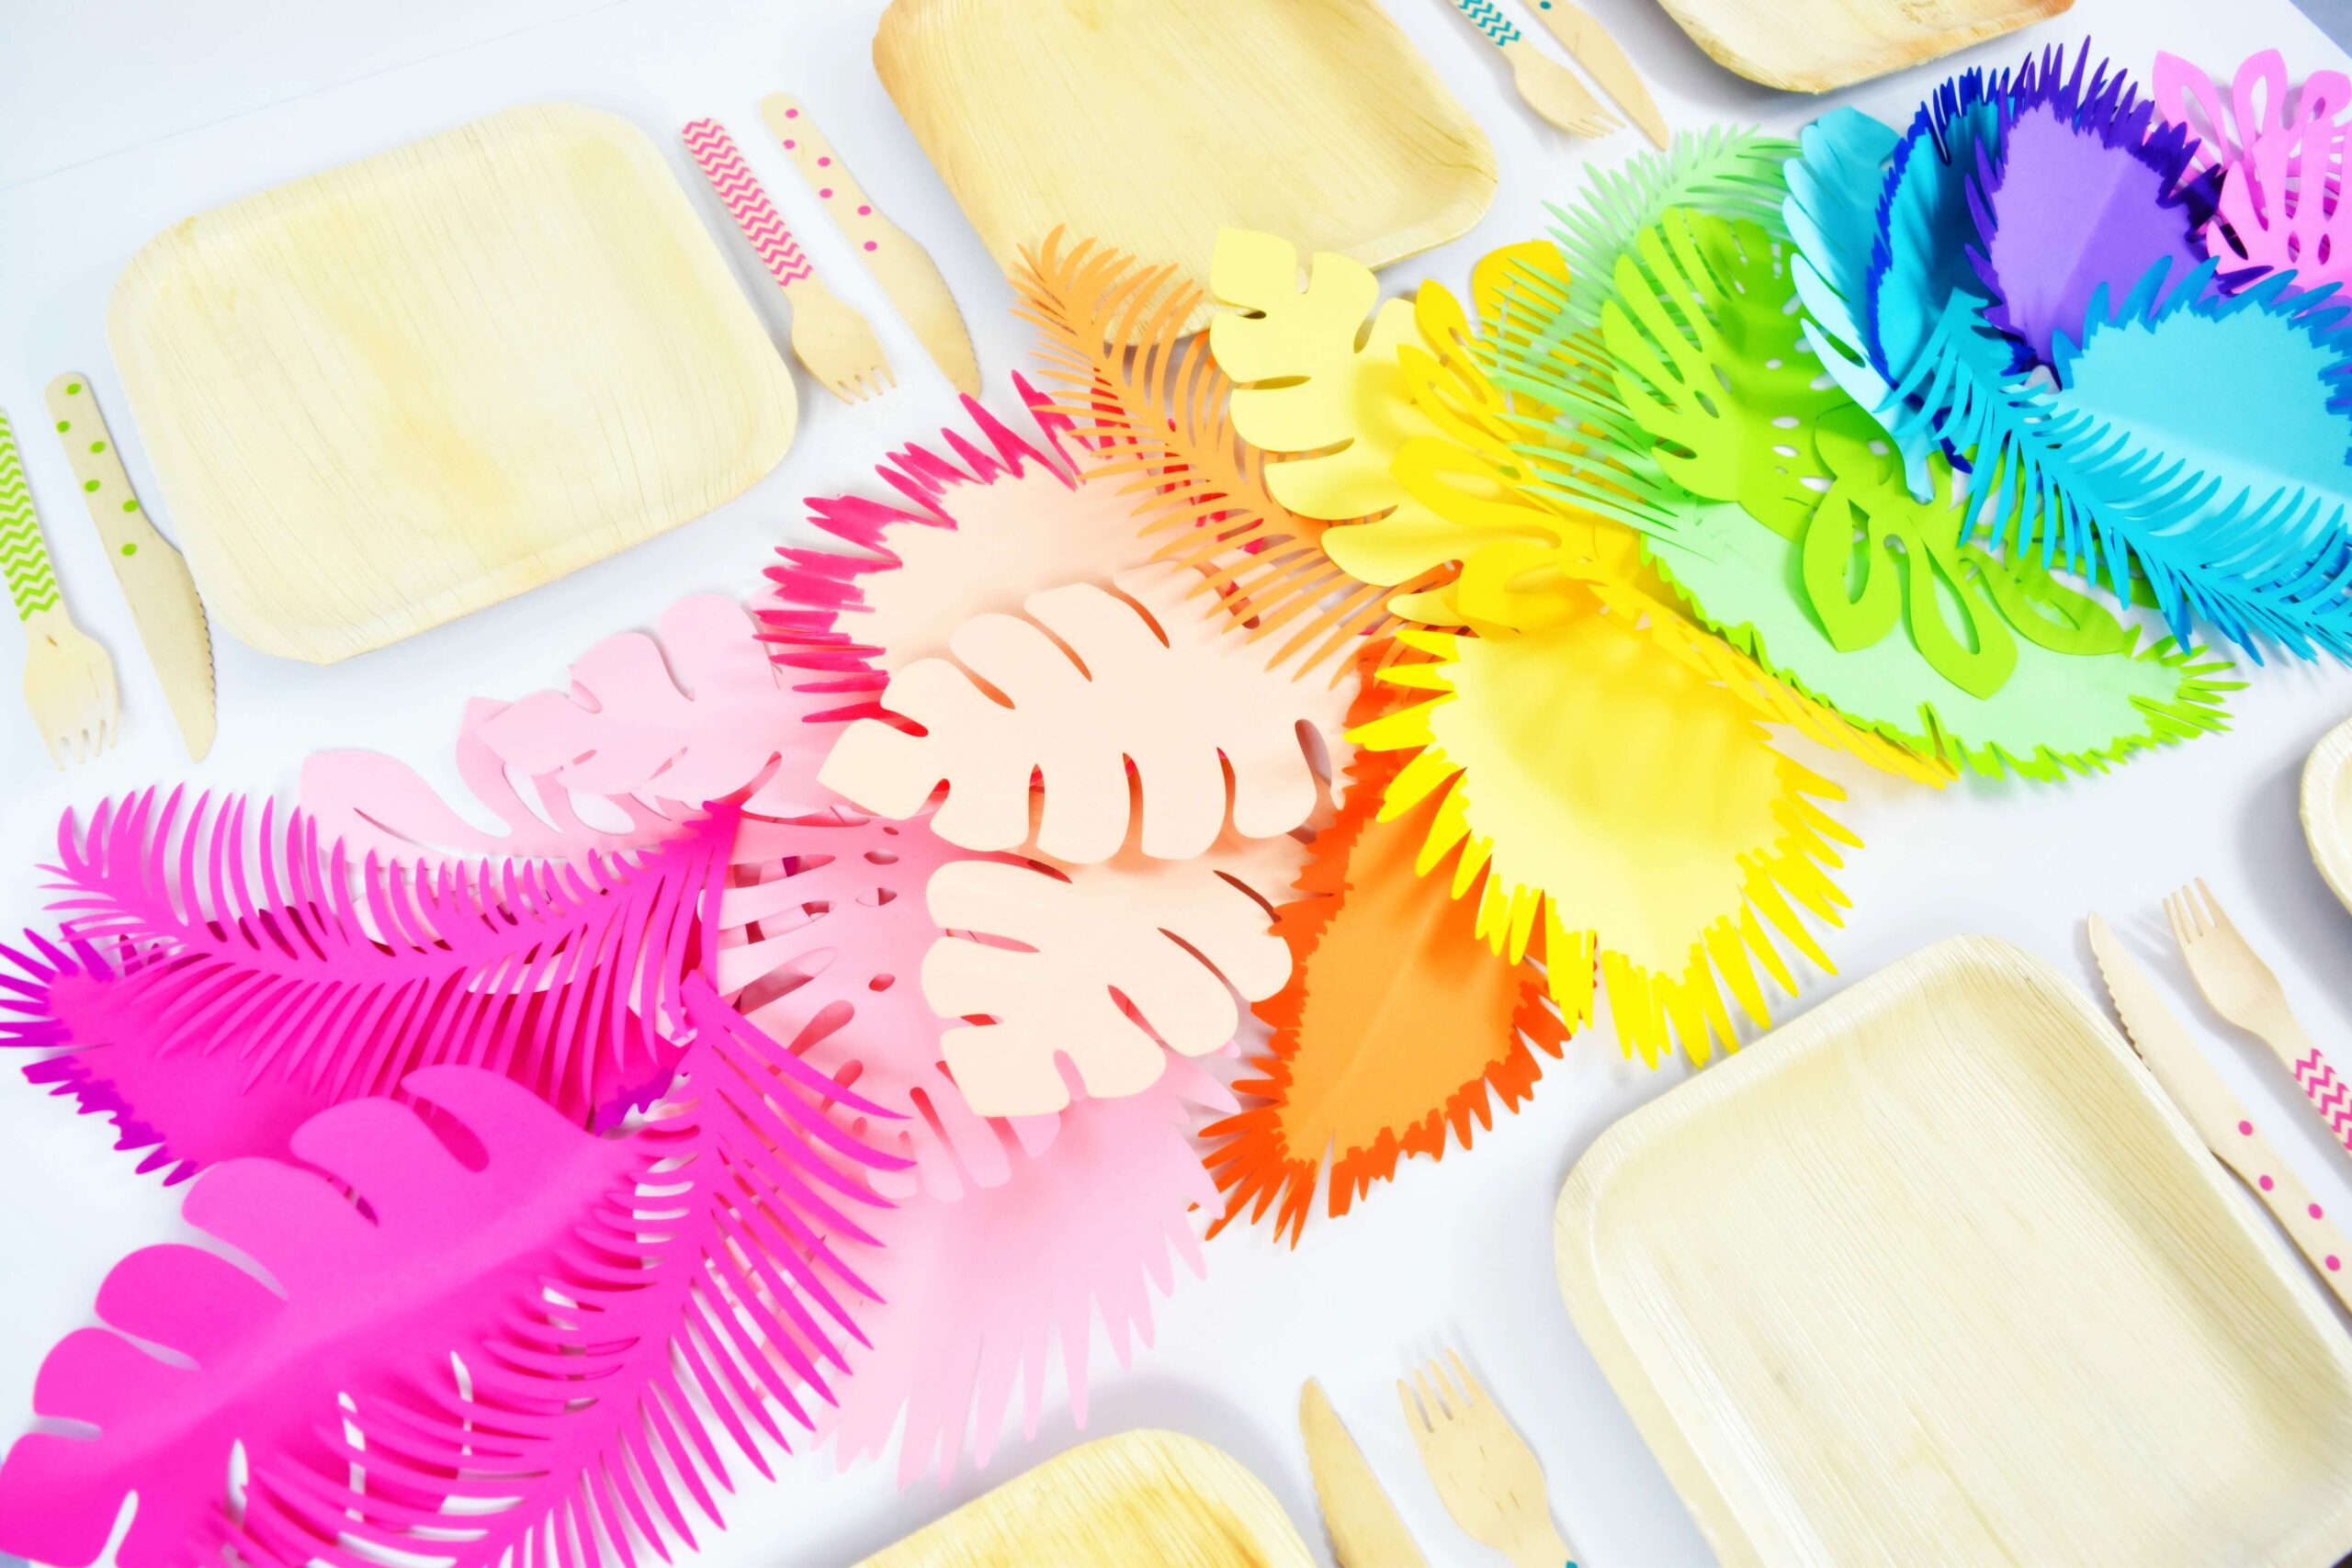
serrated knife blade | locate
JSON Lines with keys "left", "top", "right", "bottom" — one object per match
{"left": 1300, "top": 1379, "right": 1427, "bottom": 1568}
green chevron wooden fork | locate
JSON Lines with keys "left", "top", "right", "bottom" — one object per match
{"left": 3, "top": 406, "right": 117, "bottom": 765}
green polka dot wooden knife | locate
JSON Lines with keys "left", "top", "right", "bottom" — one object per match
{"left": 44, "top": 373, "right": 215, "bottom": 760}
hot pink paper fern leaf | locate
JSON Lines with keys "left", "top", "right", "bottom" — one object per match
{"left": 0, "top": 1021, "right": 895, "bottom": 1568}
{"left": 6, "top": 788, "right": 720, "bottom": 1134}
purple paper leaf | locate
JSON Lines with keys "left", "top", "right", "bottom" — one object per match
{"left": 1969, "top": 43, "right": 2218, "bottom": 367}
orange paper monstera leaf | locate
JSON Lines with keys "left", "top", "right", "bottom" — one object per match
{"left": 1353, "top": 596, "right": 1859, "bottom": 1066}
{"left": 1203, "top": 736, "right": 1573, "bottom": 1246}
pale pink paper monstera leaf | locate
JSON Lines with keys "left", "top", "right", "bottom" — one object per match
{"left": 820, "top": 1055, "right": 1229, "bottom": 1484}
{"left": 305, "top": 597, "right": 828, "bottom": 865}
{"left": 925, "top": 848, "right": 1291, "bottom": 1113}
{"left": 0, "top": 1039, "right": 892, "bottom": 1568}
{"left": 480, "top": 593, "right": 834, "bottom": 819}
{"left": 822, "top": 566, "right": 1336, "bottom": 863}
{"left": 763, "top": 387, "right": 1150, "bottom": 716}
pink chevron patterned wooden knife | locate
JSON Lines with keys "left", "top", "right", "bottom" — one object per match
{"left": 681, "top": 118, "right": 894, "bottom": 403}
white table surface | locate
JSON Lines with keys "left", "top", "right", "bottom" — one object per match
{"left": 6, "top": 1, "right": 2352, "bottom": 1564}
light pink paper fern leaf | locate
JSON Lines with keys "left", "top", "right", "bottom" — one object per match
{"left": 817, "top": 1055, "right": 1230, "bottom": 1485}
{"left": 0, "top": 1021, "right": 894, "bottom": 1568}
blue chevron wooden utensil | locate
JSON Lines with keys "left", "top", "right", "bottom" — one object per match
{"left": 1442, "top": 0, "right": 1620, "bottom": 138}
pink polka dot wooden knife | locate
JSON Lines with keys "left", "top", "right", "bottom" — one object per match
{"left": 760, "top": 94, "right": 982, "bottom": 397}
{"left": 2090, "top": 913, "right": 2352, "bottom": 1316}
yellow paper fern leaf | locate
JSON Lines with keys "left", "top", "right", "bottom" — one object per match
{"left": 1350, "top": 599, "right": 1860, "bottom": 1066}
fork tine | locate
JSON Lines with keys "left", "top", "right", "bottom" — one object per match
{"left": 2165, "top": 887, "right": 2196, "bottom": 942}
{"left": 2197, "top": 877, "right": 2232, "bottom": 934}
{"left": 1412, "top": 1365, "right": 1443, "bottom": 1422}
{"left": 1397, "top": 1376, "right": 1428, "bottom": 1432}
{"left": 1447, "top": 1348, "right": 1483, "bottom": 1406}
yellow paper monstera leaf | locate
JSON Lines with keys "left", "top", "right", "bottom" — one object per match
{"left": 1210, "top": 229, "right": 1590, "bottom": 627}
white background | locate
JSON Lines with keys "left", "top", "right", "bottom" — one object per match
{"left": 5, "top": 0, "right": 2352, "bottom": 1563}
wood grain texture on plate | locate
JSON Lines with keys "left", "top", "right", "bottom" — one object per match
{"left": 109, "top": 103, "right": 797, "bottom": 664}
{"left": 1555, "top": 936, "right": 2352, "bottom": 1568}
{"left": 860, "top": 1430, "right": 1315, "bottom": 1567}
{"left": 874, "top": 0, "right": 1495, "bottom": 333}
{"left": 1655, "top": 0, "right": 2074, "bottom": 92}
{"left": 2301, "top": 713, "right": 2352, "bottom": 921}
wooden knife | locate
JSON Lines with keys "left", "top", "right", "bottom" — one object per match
{"left": 760, "top": 94, "right": 981, "bottom": 397}
{"left": 2087, "top": 914, "right": 2352, "bottom": 1314}
{"left": 43, "top": 373, "right": 215, "bottom": 760}
{"left": 1300, "top": 1379, "right": 1429, "bottom": 1568}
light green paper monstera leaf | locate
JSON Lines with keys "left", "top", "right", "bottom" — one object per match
{"left": 1497, "top": 204, "right": 2237, "bottom": 779}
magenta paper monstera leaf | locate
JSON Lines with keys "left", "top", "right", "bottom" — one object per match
{"left": 0, "top": 1043, "right": 892, "bottom": 1568}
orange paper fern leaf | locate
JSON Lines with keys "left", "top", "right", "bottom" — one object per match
{"left": 1203, "top": 741, "right": 1571, "bottom": 1246}
{"left": 1013, "top": 230, "right": 1446, "bottom": 680}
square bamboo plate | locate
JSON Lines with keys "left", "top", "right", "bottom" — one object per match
{"left": 109, "top": 103, "right": 797, "bottom": 664}
{"left": 874, "top": 0, "right": 1495, "bottom": 332}
{"left": 1655, "top": 0, "right": 2074, "bottom": 93}
{"left": 860, "top": 1430, "right": 1314, "bottom": 1567}
{"left": 1555, "top": 936, "right": 2352, "bottom": 1567}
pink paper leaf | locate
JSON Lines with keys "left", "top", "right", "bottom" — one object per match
{"left": 2154, "top": 49, "right": 2352, "bottom": 288}
{"left": 302, "top": 699, "right": 684, "bottom": 866}
{"left": 819, "top": 1056, "right": 1228, "bottom": 1485}
{"left": 0, "top": 1027, "right": 892, "bottom": 1568}
{"left": 5, "top": 790, "right": 727, "bottom": 1162}
{"left": 763, "top": 384, "right": 1151, "bottom": 720}
{"left": 712, "top": 806, "right": 1058, "bottom": 1201}
{"left": 477, "top": 594, "right": 835, "bottom": 820}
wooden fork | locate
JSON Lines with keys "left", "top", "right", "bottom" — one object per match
{"left": 682, "top": 118, "right": 896, "bottom": 404}
{"left": 1399, "top": 1350, "right": 1578, "bottom": 1568}
{"left": 2165, "top": 877, "right": 2352, "bottom": 1160}
{"left": 1442, "top": 0, "right": 1620, "bottom": 139}
{"left": 2, "top": 407, "right": 118, "bottom": 766}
